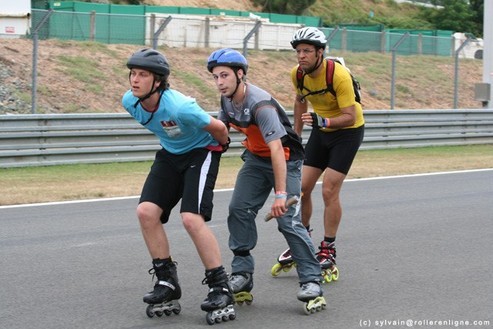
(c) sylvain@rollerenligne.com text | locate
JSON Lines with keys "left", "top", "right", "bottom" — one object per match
{"left": 359, "top": 318, "right": 491, "bottom": 328}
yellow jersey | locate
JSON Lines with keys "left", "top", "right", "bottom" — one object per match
{"left": 290, "top": 60, "right": 365, "bottom": 131}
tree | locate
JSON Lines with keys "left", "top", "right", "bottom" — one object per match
{"left": 469, "top": 0, "right": 484, "bottom": 37}
{"left": 420, "top": 0, "right": 480, "bottom": 36}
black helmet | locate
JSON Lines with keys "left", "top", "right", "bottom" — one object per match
{"left": 207, "top": 48, "right": 248, "bottom": 74}
{"left": 126, "top": 48, "right": 170, "bottom": 77}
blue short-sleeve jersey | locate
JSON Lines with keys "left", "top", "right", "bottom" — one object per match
{"left": 122, "top": 89, "right": 217, "bottom": 154}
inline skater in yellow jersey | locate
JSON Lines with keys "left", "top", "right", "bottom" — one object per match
{"left": 273, "top": 27, "right": 365, "bottom": 283}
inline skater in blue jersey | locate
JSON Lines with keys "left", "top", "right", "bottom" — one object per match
{"left": 122, "top": 48, "right": 235, "bottom": 325}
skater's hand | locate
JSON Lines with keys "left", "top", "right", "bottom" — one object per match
{"left": 301, "top": 112, "right": 330, "bottom": 129}
{"left": 221, "top": 137, "right": 231, "bottom": 153}
{"left": 264, "top": 196, "right": 300, "bottom": 222}
{"left": 271, "top": 197, "right": 287, "bottom": 218}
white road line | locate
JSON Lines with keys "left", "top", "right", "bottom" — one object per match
{"left": 1, "top": 168, "right": 491, "bottom": 209}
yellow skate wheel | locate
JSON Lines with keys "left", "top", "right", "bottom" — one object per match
{"left": 282, "top": 262, "right": 296, "bottom": 272}
{"left": 324, "top": 276, "right": 331, "bottom": 283}
{"left": 303, "top": 296, "right": 326, "bottom": 315}
{"left": 331, "top": 267, "right": 340, "bottom": 281}
{"left": 322, "top": 270, "right": 332, "bottom": 283}
{"left": 303, "top": 302, "right": 317, "bottom": 315}
{"left": 271, "top": 263, "right": 283, "bottom": 277}
{"left": 234, "top": 292, "right": 253, "bottom": 305}
{"left": 303, "top": 302, "right": 313, "bottom": 315}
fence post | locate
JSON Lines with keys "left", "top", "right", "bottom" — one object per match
{"left": 150, "top": 14, "right": 156, "bottom": 47}
{"left": 454, "top": 35, "right": 474, "bottom": 109}
{"left": 451, "top": 35, "right": 456, "bottom": 58}
{"left": 152, "top": 15, "right": 172, "bottom": 49}
{"left": 341, "top": 28, "right": 347, "bottom": 53}
{"left": 390, "top": 32, "right": 410, "bottom": 109}
{"left": 31, "top": 9, "right": 53, "bottom": 114}
{"left": 380, "top": 30, "right": 386, "bottom": 53}
{"left": 326, "top": 27, "right": 339, "bottom": 54}
{"left": 242, "top": 20, "right": 262, "bottom": 57}
{"left": 205, "top": 16, "right": 210, "bottom": 48}
{"left": 90, "top": 11, "right": 96, "bottom": 41}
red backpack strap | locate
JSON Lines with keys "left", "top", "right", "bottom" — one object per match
{"left": 325, "top": 59, "right": 336, "bottom": 97}
{"left": 296, "top": 64, "right": 304, "bottom": 91}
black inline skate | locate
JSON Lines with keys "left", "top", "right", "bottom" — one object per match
{"left": 317, "top": 241, "right": 339, "bottom": 284}
{"left": 143, "top": 257, "right": 182, "bottom": 318}
{"left": 201, "top": 266, "right": 236, "bottom": 325}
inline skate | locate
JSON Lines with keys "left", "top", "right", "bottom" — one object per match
{"left": 229, "top": 272, "right": 253, "bottom": 305}
{"left": 271, "top": 228, "right": 311, "bottom": 277}
{"left": 271, "top": 248, "right": 296, "bottom": 276}
{"left": 297, "top": 281, "right": 326, "bottom": 315}
{"left": 201, "top": 266, "right": 236, "bottom": 325}
{"left": 144, "top": 258, "right": 182, "bottom": 318}
{"left": 317, "top": 241, "right": 339, "bottom": 284}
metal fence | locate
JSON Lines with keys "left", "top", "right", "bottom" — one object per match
{"left": 24, "top": 9, "right": 482, "bottom": 115}
{"left": 31, "top": 9, "right": 454, "bottom": 56}
{"left": 1, "top": 110, "right": 492, "bottom": 168}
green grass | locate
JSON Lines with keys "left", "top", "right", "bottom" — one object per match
{"left": 1, "top": 144, "right": 492, "bottom": 205}
{"left": 57, "top": 55, "right": 102, "bottom": 84}
{"left": 173, "top": 70, "right": 217, "bottom": 101}
{"left": 1, "top": 144, "right": 491, "bottom": 183}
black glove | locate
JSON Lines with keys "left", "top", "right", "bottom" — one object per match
{"left": 221, "top": 137, "right": 231, "bottom": 153}
{"left": 310, "top": 112, "right": 329, "bottom": 129}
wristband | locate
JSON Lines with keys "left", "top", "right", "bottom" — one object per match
{"left": 323, "top": 117, "right": 330, "bottom": 128}
{"left": 274, "top": 191, "right": 287, "bottom": 199}
{"left": 310, "top": 112, "right": 330, "bottom": 129}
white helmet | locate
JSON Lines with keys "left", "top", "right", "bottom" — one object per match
{"left": 291, "top": 27, "right": 327, "bottom": 49}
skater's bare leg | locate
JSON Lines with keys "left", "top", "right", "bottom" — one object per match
{"left": 137, "top": 201, "right": 170, "bottom": 259}
{"left": 321, "top": 168, "right": 345, "bottom": 238}
{"left": 181, "top": 212, "right": 222, "bottom": 270}
{"left": 300, "top": 166, "right": 323, "bottom": 228}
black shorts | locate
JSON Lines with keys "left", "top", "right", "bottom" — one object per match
{"left": 139, "top": 148, "right": 221, "bottom": 223}
{"left": 304, "top": 125, "right": 364, "bottom": 175}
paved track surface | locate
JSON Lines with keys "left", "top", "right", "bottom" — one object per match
{"left": 1, "top": 170, "right": 492, "bottom": 329}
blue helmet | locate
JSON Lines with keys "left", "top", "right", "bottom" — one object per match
{"left": 207, "top": 48, "right": 248, "bottom": 74}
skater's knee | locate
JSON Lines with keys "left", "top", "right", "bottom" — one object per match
{"left": 276, "top": 219, "right": 292, "bottom": 234}
{"left": 181, "top": 212, "right": 204, "bottom": 234}
{"left": 137, "top": 202, "right": 162, "bottom": 227}
{"left": 301, "top": 188, "right": 313, "bottom": 201}
{"left": 321, "top": 188, "right": 340, "bottom": 204}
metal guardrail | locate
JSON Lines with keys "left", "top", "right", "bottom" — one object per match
{"left": 1, "top": 110, "right": 493, "bottom": 168}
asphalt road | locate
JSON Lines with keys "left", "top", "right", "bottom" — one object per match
{"left": 1, "top": 169, "right": 492, "bottom": 329}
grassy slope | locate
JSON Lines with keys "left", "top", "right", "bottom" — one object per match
{"left": 0, "top": 1, "right": 483, "bottom": 114}
{"left": 0, "top": 38, "right": 483, "bottom": 114}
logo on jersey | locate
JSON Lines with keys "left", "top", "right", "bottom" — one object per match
{"left": 160, "top": 120, "right": 182, "bottom": 137}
